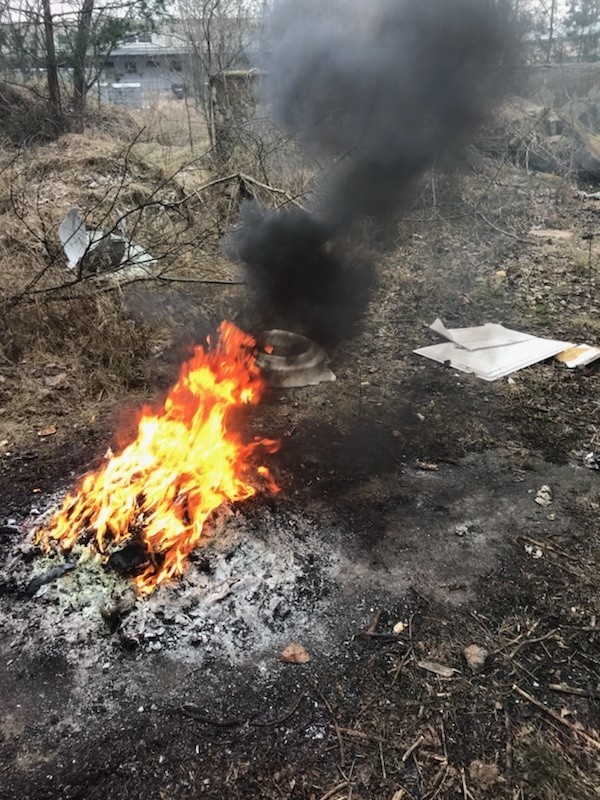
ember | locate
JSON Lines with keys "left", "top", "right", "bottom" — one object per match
{"left": 36, "top": 322, "right": 279, "bottom": 595}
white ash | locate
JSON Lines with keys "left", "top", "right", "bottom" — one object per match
{"left": 0, "top": 489, "right": 339, "bottom": 665}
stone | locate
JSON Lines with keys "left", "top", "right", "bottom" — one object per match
{"left": 464, "top": 644, "right": 489, "bottom": 673}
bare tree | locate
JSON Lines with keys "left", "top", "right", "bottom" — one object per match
{"left": 178, "top": 0, "right": 262, "bottom": 147}
{"left": 0, "top": 0, "right": 166, "bottom": 131}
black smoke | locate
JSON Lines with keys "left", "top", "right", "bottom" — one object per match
{"left": 226, "top": 0, "right": 519, "bottom": 343}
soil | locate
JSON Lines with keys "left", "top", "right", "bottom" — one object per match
{"left": 1, "top": 159, "right": 599, "bottom": 800}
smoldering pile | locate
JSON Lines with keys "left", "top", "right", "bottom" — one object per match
{"left": 0, "top": 491, "right": 337, "bottom": 664}
{"left": 226, "top": 0, "right": 520, "bottom": 343}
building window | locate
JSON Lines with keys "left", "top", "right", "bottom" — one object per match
{"left": 124, "top": 60, "right": 137, "bottom": 74}
{"left": 146, "top": 58, "right": 159, "bottom": 68}
{"left": 170, "top": 59, "right": 182, "bottom": 72}
{"left": 137, "top": 33, "right": 152, "bottom": 43}
{"left": 104, "top": 59, "right": 115, "bottom": 69}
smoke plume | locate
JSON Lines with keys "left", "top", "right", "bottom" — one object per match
{"left": 226, "top": 0, "right": 519, "bottom": 343}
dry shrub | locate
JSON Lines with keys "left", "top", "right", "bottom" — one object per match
{"left": 1, "top": 290, "right": 152, "bottom": 395}
{"left": 82, "top": 98, "right": 139, "bottom": 142}
{"left": 0, "top": 81, "right": 65, "bottom": 147}
{"left": 129, "top": 99, "right": 209, "bottom": 149}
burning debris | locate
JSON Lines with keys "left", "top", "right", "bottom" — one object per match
{"left": 8, "top": 499, "right": 336, "bottom": 661}
{"left": 35, "top": 322, "right": 280, "bottom": 595}
{"left": 257, "top": 330, "right": 336, "bottom": 388}
{"left": 227, "top": 0, "right": 519, "bottom": 343}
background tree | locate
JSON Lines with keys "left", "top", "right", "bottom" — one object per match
{"left": 0, "top": 0, "right": 166, "bottom": 131}
{"left": 178, "top": 0, "right": 264, "bottom": 148}
{"left": 564, "top": 0, "right": 599, "bottom": 61}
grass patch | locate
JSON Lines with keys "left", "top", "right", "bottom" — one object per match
{"left": 516, "top": 731, "right": 598, "bottom": 800}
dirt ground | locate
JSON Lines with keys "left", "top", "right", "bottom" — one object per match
{"left": 1, "top": 131, "right": 599, "bottom": 800}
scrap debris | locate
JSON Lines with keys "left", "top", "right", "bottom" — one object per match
{"left": 414, "top": 318, "right": 572, "bottom": 381}
{"left": 58, "top": 208, "right": 155, "bottom": 281}
{"left": 534, "top": 485, "right": 553, "bottom": 507}
{"left": 256, "top": 330, "right": 336, "bottom": 388}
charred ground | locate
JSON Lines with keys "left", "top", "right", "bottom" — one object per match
{"left": 1, "top": 106, "right": 599, "bottom": 799}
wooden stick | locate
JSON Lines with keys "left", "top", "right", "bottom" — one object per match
{"left": 318, "top": 781, "right": 348, "bottom": 800}
{"left": 549, "top": 684, "right": 600, "bottom": 700}
{"left": 379, "top": 740, "right": 387, "bottom": 780}
{"left": 333, "top": 726, "right": 385, "bottom": 744}
{"left": 402, "top": 735, "right": 424, "bottom": 762}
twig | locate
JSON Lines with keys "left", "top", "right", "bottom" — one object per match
{"left": 505, "top": 710, "right": 513, "bottom": 773}
{"left": 509, "top": 629, "right": 558, "bottom": 659}
{"left": 379, "top": 740, "right": 387, "bottom": 780}
{"left": 316, "top": 688, "right": 346, "bottom": 767}
{"left": 357, "top": 632, "right": 406, "bottom": 643}
{"left": 391, "top": 648, "right": 414, "bottom": 686}
{"left": 318, "top": 782, "right": 348, "bottom": 800}
{"left": 512, "top": 684, "right": 600, "bottom": 751}
{"left": 332, "top": 726, "right": 385, "bottom": 744}
{"left": 427, "top": 764, "right": 450, "bottom": 800}
{"left": 548, "top": 684, "right": 600, "bottom": 700}
{"left": 253, "top": 695, "right": 304, "bottom": 727}
{"left": 460, "top": 767, "right": 474, "bottom": 800}
{"left": 476, "top": 210, "right": 534, "bottom": 243}
{"left": 402, "top": 735, "right": 424, "bottom": 763}
{"left": 239, "top": 172, "right": 308, "bottom": 210}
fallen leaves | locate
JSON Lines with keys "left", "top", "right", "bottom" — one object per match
{"left": 280, "top": 643, "right": 311, "bottom": 664}
{"left": 417, "top": 660, "right": 458, "bottom": 678}
{"left": 469, "top": 760, "right": 504, "bottom": 790}
{"left": 37, "top": 425, "right": 57, "bottom": 437}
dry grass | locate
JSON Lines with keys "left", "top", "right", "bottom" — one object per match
{"left": 0, "top": 101, "right": 248, "bottom": 454}
{"left": 516, "top": 731, "right": 599, "bottom": 800}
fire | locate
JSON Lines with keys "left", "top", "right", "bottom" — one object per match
{"left": 36, "top": 322, "right": 279, "bottom": 595}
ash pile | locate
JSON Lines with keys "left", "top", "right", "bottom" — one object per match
{"left": 0, "top": 491, "right": 338, "bottom": 664}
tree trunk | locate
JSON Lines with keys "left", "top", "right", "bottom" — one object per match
{"left": 546, "top": 0, "right": 556, "bottom": 63}
{"left": 41, "top": 0, "right": 62, "bottom": 124}
{"left": 72, "top": 0, "right": 94, "bottom": 132}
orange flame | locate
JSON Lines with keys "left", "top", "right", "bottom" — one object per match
{"left": 36, "top": 322, "right": 279, "bottom": 595}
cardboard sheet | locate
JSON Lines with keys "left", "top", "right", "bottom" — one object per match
{"left": 428, "top": 318, "right": 531, "bottom": 350}
{"left": 555, "top": 345, "right": 600, "bottom": 368}
{"left": 415, "top": 319, "right": 573, "bottom": 381}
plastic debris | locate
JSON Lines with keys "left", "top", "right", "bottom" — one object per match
{"left": 58, "top": 208, "right": 155, "bottom": 281}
